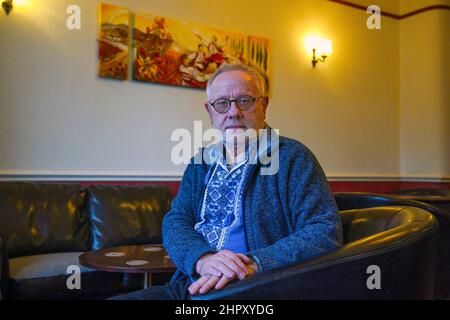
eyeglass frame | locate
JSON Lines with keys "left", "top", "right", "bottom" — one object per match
{"left": 208, "top": 95, "right": 264, "bottom": 113}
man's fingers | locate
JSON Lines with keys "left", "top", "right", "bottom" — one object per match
{"left": 220, "top": 251, "right": 248, "bottom": 277}
{"left": 215, "top": 275, "right": 232, "bottom": 290}
{"left": 214, "top": 253, "right": 247, "bottom": 279}
{"left": 188, "top": 276, "right": 210, "bottom": 295}
{"left": 210, "top": 259, "right": 237, "bottom": 278}
{"left": 199, "top": 276, "right": 220, "bottom": 294}
{"left": 188, "top": 276, "right": 211, "bottom": 295}
{"left": 197, "top": 251, "right": 254, "bottom": 279}
{"left": 201, "top": 264, "right": 222, "bottom": 277}
{"left": 236, "top": 253, "right": 253, "bottom": 264}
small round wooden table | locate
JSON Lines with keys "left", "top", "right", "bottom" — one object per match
{"left": 79, "top": 244, "right": 176, "bottom": 288}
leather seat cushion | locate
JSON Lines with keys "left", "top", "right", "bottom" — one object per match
{"left": 9, "top": 252, "right": 92, "bottom": 280}
{"left": 8, "top": 252, "right": 129, "bottom": 299}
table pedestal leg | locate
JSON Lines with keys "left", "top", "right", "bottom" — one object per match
{"left": 144, "top": 273, "right": 152, "bottom": 289}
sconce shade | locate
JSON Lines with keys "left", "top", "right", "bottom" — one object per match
{"left": 305, "top": 35, "right": 332, "bottom": 67}
{"left": 305, "top": 36, "right": 332, "bottom": 57}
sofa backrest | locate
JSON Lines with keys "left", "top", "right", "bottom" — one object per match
{"left": 0, "top": 182, "right": 91, "bottom": 258}
{"left": 0, "top": 182, "right": 174, "bottom": 258}
{"left": 86, "top": 184, "right": 173, "bottom": 250}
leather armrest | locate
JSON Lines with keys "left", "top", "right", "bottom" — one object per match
{"left": 193, "top": 207, "right": 438, "bottom": 300}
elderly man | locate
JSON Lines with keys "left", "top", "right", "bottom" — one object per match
{"left": 111, "top": 64, "right": 342, "bottom": 300}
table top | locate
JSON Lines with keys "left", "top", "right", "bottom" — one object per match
{"left": 79, "top": 244, "right": 176, "bottom": 274}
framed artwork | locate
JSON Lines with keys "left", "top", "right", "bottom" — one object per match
{"left": 247, "top": 35, "right": 270, "bottom": 93}
{"left": 98, "top": 3, "right": 130, "bottom": 80}
{"left": 132, "top": 12, "right": 271, "bottom": 91}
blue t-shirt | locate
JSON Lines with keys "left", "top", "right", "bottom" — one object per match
{"left": 223, "top": 204, "right": 247, "bottom": 253}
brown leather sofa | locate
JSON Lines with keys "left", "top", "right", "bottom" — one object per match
{"left": 0, "top": 182, "right": 173, "bottom": 300}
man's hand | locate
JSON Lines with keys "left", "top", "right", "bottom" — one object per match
{"left": 190, "top": 251, "right": 260, "bottom": 295}
{"left": 196, "top": 250, "right": 252, "bottom": 280}
{"left": 189, "top": 258, "right": 259, "bottom": 296}
{"left": 188, "top": 274, "right": 234, "bottom": 295}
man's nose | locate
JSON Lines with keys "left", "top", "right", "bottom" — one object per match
{"left": 227, "top": 101, "right": 242, "bottom": 118}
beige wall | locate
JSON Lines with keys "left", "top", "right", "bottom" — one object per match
{"left": 0, "top": 0, "right": 446, "bottom": 180}
{"left": 399, "top": 8, "right": 450, "bottom": 179}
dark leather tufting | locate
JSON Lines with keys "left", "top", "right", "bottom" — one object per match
{"left": 0, "top": 183, "right": 90, "bottom": 258}
{"left": 86, "top": 184, "right": 172, "bottom": 249}
{"left": 0, "top": 182, "right": 173, "bottom": 299}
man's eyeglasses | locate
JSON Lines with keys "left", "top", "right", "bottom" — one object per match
{"left": 208, "top": 95, "right": 263, "bottom": 113}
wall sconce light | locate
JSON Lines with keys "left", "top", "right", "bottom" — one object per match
{"left": 2, "top": 0, "right": 13, "bottom": 15}
{"left": 305, "top": 36, "right": 332, "bottom": 68}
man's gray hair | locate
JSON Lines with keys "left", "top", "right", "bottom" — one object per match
{"left": 206, "top": 63, "right": 267, "bottom": 98}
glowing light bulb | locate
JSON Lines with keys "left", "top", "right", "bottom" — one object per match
{"left": 305, "top": 36, "right": 332, "bottom": 57}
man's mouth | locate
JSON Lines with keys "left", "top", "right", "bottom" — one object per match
{"left": 226, "top": 125, "right": 246, "bottom": 130}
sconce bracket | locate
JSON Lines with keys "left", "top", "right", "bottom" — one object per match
{"left": 311, "top": 48, "right": 328, "bottom": 68}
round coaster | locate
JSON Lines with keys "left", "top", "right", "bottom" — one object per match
{"left": 144, "top": 247, "right": 163, "bottom": 252}
{"left": 104, "top": 252, "right": 125, "bottom": 257}
{"left": 126, "top": 260, "right": 149, "bottom": 266}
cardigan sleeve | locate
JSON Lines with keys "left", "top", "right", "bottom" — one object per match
{"left": 248, "top": 144, "right": 343, "bottom": 272}
{"left": 162, "top": 161, "right": 215, "bottom": 279}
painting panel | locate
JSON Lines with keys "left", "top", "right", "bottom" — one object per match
{"left": 247, "top": 35, "right": 271, "bottom": 94}
{"left": 98, "top": 3, "right": 130, "bottom": 80}
{"left": 133, "top": 13, "right": 270, "bottom": 90}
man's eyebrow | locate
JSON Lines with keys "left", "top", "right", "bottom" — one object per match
{"left": 210, "top": 93, "right": 253, "bottom": 100}
{"left": 209, "top": 95, "right": 227, "bottom": 101}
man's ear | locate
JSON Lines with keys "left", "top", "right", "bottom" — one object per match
{"left": 204, "top": 102, "right": 210, "bottom": 112}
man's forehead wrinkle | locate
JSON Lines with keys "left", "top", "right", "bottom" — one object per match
{"left": 210, "top": 80, "right": 258, "bottom": 98}
{"left": 215, "top": 78, "right": 252, "bottom": 87}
